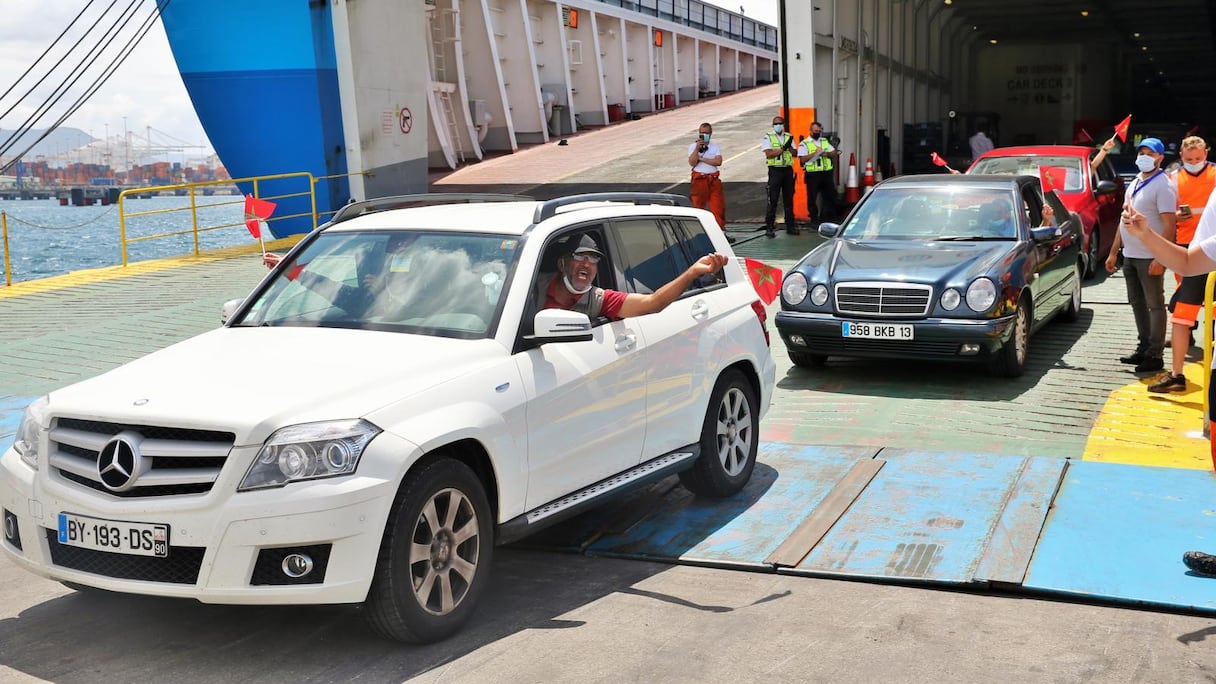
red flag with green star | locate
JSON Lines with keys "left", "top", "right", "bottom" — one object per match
{"left": 744, "top": 257, "right": 782, "bottom": 305}
{"left": 1039, "top": 166, "right": 1069, "bottom": 193}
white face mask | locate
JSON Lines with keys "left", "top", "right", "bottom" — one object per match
{"left": 1135, "top": 155, "right": 1157, "bottom": 173}
{"left": 1184, "top": 161, "right": 1207, "bottom": 174}
{"left": 563, "top": 274, "right": 593, "bottom": 295}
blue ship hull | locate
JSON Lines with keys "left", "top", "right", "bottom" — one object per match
{"left": 160, "top": 1, "right": 349, "bottom": 237}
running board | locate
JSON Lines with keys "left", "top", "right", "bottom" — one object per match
{"left": 496, "top": 448, "right": 698, "bottom": 545}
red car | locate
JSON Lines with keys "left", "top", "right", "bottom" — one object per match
{"left": 967, "top": 145, "right": 1125, "bottom": 279}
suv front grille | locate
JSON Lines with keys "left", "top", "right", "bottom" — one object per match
{"left": 836, "top": 282, "right": 932, "bottom": 317}
{"left": 48, "top": 417, "right": 234, "bottom": 498}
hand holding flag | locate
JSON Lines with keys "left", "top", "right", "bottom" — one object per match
{"left": 930, "top": 151, "right": 958, "bottom": 174}
{"left": 244, "top": 194, "right": 278, "bottom": 255}
{"left": 744, "top": 257, "right": 782, "bottom": 305}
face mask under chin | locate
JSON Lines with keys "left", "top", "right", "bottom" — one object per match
{"left": 1184, "top": 162, "right": 1207, "bottom": 174}
{"left": 564, "top": 274, "right": 593, "bottom": 295}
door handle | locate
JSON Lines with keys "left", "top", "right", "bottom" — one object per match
{"left": 690, "top": 300, "right": 709, "bottom": 319}
{"left": 615, "top": 334, "right": 636, "bottom": 352}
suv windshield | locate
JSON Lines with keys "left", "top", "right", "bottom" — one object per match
{"left": 841, "top": 187, "right": 1023, "bottom": 240}
{"left": 968, "top": 155, "right": 1086, "bottom": 193}
{"left": 236, "top": 230, "right": 520, "bottom": 337}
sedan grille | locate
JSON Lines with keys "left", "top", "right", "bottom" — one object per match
{"left": 836, "top": 282, "right": 932, "bottom": 317}
{"left": 48, "top": 417, "right": 234, "bottom": 498}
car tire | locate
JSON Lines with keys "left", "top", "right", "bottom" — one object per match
{"left": 679, "top": 369, "right": 759, "bottom": 498}
{"left": 1062, "top": 261, "right": 1082, "bottom": 322}
{"left": 788, "top": 351, "right": 828, "bottom": 368}
{"left": 364, "top": 458, "right": 493, "bottom": 644}
{"left": 993, "top": 296, "right": 1030, "bottom": 378}
{"left": 1084, "top": 227, "right": 1101, "bottom": 280}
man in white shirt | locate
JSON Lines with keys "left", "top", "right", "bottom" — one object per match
{"left": 969, "top": 128, "right": 994, "bottom": 159}
{"left": 688, "top": 122, "right": 729, "bottom": 242}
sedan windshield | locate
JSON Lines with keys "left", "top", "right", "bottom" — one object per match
{"left": 968, "top": 155, "right": 1086, "bottom": 193}
{"left": 839, "top": 187, "right": 1023, "bottom": 241}
{"left": 235, "top": 230, "right": 520, "bottom": 337}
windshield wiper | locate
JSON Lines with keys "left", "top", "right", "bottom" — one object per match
{"left": 933, "top": 236, "right": 1013, "bottom": 241}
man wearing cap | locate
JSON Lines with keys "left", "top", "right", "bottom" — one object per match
{"left": 1104, "top": 136, "right": 1178, "bottom": 374}
{"left": 536, "top": 234, "right": 729, "bottom": 320}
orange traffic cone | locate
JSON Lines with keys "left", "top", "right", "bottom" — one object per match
{"left": 862, "top": 157, "right": 876, "bottom": 196}
{"left": 844, "top": 153, "right": 860, "bottom": 204}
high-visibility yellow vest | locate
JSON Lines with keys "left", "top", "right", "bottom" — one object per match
{"left": 803, "top": 138, "right": 834, "bottom": 172}
{"left": 766, "top": 133, "right": 794, "bottom": 167}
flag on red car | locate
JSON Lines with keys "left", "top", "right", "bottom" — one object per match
{"left": 244, "top": 194, "right": 277, "bottom": 240}
{"left": 1039, "top": 166, "right": 1069, "bottom": 193}
{"left": 744, "top": 257, "right": 782, "bottom": 305}
{"left": 1113, "top": 114, "right": 1132, "bottom": 143}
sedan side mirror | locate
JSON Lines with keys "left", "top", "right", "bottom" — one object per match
{"left": 1030, "top": 226, "right": 1062, "bottom": 242}
{"left": 818, "top": 222, "right": 842, "bottom": 238}
{"left": 1094, "top": 180, "right": 1118, "bottom": 196}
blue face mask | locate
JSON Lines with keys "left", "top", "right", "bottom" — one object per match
{"left": 773, "top": 124, "right": 784, "bottom": 134}
{"left": 1135, "top": 155, "right": 1157, "bottom": 173}
{"left": 700, "top": 132, "right": 711, "bottom": 142}
{"left": 1184, "top": 161, "right": 1207, "bottom": 174}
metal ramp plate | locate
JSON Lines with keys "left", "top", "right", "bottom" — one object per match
{"left": 784, "top": 450, "right": 1064, "bottom": 585}
{"left": 584, "top": 444, "right": 879, "bottom": 569}
{"left": 1023, "top": 460, "right": 1216, "bottom": 611}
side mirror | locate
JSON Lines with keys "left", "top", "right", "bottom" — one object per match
{"left": 1095, "top": 180, "right": 1118, "bottom": 195}
{"left": 220, "top": 298, "right": 244, "bottom": 325}
{"left": 529, "top": 309, "right": 593, "bottom": 343}
{"left": 818, "top": 222, "right": 842, "bottom": 238}
{"left": 1030, "top": 226, "right": 1061, "bottom": 243}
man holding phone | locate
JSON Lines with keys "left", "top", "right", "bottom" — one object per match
{"left": 761, "top": 115, "right": 799, "bottom": 238}
{"left": 688, "top": 122, "right": 729, "bottom": 241}
{"left": 1150, "top": 135, "right": 1216, "bottom": 392}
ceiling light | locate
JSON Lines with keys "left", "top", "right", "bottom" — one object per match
{"left": 1141, "top": 45, "right": 1148, "bottom": 51}
{"left": 989, "top": 39, "right": 998, "bottom": 45}
{"left": 1080, "top": 10, "right": 1089, "bottom": 17}
{"left": 1133, "top": 32, "right": 1140, "bottom": 38}
{"left": 944, "top": 0, "right": 952, "bottom": 4}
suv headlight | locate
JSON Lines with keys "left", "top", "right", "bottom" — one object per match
{"left": 13, "top": 395, "right": 49, "bottom": 470}
{"left": 238, "top": 419, "right": 381, "bottom": 491}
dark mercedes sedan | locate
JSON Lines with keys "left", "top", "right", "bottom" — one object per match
{"left": 774, "top": 174, "right": 1081, "bottom": 377}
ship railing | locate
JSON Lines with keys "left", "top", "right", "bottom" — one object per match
{"left": 117, "top": 172, "right": 319, "bottom": 267}
{"left": 1, "top": 211, "right": 12, "bottom": 287}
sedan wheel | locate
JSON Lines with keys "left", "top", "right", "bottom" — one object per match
{"left": 679, "top": 369, "right": 759, "bottom": 497}
{"left": 993, "top": 298, "right": 1030, "bottom": 378}
{"left": 364, "top": 458, "right": 492, "bottom": 643}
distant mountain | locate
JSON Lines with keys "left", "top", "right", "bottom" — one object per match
{"left": 0, "top": 127, "right": 95, "bottom": 159}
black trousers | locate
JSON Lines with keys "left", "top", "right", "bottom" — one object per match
{"left": 765, "top": 166, "right": 796, "bottom": 229}
{"left": 804, "top": 169, "right": 839, "bottom": 223}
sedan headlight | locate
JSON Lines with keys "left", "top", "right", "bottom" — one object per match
{"left": 13, "top": 395, "right": 49, "bottom": 470}
{"left": 809, "top": 284, "right": 829, "bottom": 306}
{"left": 940, "top": 288, "right": 961, "bottom": 311}
{"left": 239, "top": 419, "right": 381, "bottom": 491}
{"left": 782, "top": 273, "right": 809, "bottom": 305}
{"left": 966, "top": 278, "right": 997, "bottom": 312}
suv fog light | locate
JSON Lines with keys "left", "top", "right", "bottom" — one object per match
{"left": 790, "top": 334, "right": 806, "bottom": 346}
{"left": 282, "top": 553, "right": 314, "bottom": 578}
{"left": 3, "top": 510, "right": 21, "bottom": 551}
{"left": 960, "top": 343, "right": 981, "bottom": 356}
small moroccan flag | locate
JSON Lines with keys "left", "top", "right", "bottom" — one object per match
{"left": 1039, "top": 166, "right": 1069, "bottom": 193}
{"left": 244, "top": 194, "right": 277, "bottom": 240}
{"left": 1113, "top": 114, "right": 1132, "bottom": 143}
{"left": 744, "top": 257, "right": 782, "bottom": 305}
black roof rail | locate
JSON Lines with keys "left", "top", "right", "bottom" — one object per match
{"left": 532, "top": 192, "right": 692, "bottom": 223}
{"left": 329, "top": 193, "right": 532, "bottom": 225}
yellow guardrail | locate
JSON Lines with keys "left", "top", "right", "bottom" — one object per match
{"left": 118, "top": 172, "right": 324, "bottom": 266}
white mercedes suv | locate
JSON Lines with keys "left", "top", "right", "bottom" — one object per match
{"left": 0, "top": 192, "right": 776, "bottom": 643}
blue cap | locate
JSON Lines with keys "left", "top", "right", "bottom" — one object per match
{"left": 1137, "top": 137, "right": 1165, "bottom": 154}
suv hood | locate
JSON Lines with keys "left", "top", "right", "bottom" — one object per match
{"left": 46, "top": 327, "right": 505, "bottom": 444}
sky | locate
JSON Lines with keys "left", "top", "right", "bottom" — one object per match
{"left": 0, "top": 0, "right": 777, "bottom": 162}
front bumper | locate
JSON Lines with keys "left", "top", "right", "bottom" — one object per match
{"left": 774, "top": 310, "right": 1016, "bottom": 362}
{"left": 0, "top": 435, "right": 413, "bottom": 605}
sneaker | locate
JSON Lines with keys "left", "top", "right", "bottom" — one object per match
{"left": 1134, "top": 357, "right": 1165, "bottom": 374}
{"left": 765, "top": 230, "right": 776, "bottom": 239}
{"left": 786, "top": 228, "right": 801, "bottom": 236}
{"left": 1148, "top": 372, "right": 1187, "bottom": 393}
{"left": 1183, "top": 551, "right": 1216, "bottom": 576}
{"left": 1119, "top": 351, "right": 1145, "bottom": 365}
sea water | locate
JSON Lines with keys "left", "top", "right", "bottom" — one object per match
{"left": 0, "top": 195, "right": 260, "bottom": 283}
